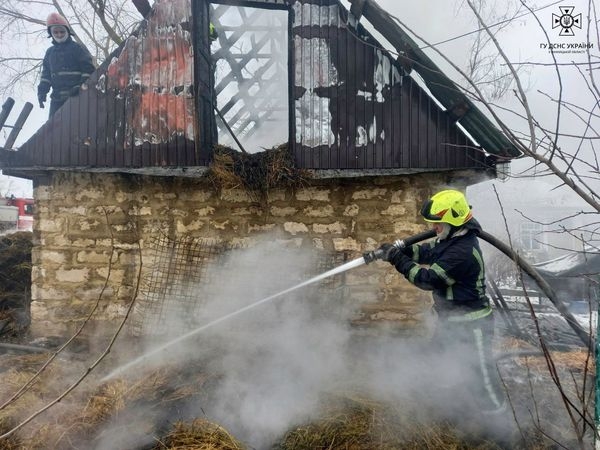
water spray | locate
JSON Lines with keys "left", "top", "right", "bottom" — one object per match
{"left": 103, "top": 226, "right": 589, "bottom": 381}
{"left": 102, "top": 255, "right": 368, "bottom": 381}
{"left": 103, "top": 230, "right": 438, "bottom": 381}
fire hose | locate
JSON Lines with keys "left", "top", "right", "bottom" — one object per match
{"left": 363, "top": 229, "right": 437, "bottom": 264}
{"left": 363, "top": 229, "right": 592, "bottom": 351}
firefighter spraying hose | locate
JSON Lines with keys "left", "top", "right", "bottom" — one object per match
{"left": 362, "top": 195, "right": 590, "bottom": 351}
{"left": 104, "top": 191, "right": 590, "bottom": 385}
{"left": 361, "top": 189, "right": 592, "bottom": 415}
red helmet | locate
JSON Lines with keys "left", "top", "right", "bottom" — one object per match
{"left": 46, "top": 12, "right": 71, "bottom": 35}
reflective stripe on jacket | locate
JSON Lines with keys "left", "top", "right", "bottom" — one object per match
{"left": 394, "top": 223, "right": 490, "bottom": 317}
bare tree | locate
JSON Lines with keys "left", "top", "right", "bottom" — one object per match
{"left": 385, "top": 0, "right": 599, "bottom": 447}
{"left": 0, "top": 0, "right": 139, "bottom": 98}
{"left": 462, "top": 2, "right": 599, "bottom": 447}
{"left": 460, "top": 0, "right": 531, "bottom": 100}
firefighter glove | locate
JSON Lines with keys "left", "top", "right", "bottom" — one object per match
{"left": 38, "top": 94, "right": 46, "bottom": 109}
{"left": 378, "top": 243, "right": 399, "bottom": 262}
{"left": 363, "top": 243, "right": 399, "bottom": 264}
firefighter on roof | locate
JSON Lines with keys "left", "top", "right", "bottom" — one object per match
{"left": 37, "top": 12, "right": 95, "bottom": 117}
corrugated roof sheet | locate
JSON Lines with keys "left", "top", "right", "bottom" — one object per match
{"left": 1, "top": 0, "right": 518, "bottom": 177}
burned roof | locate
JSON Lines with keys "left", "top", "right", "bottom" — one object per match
{"left": 534, "top": 248, "right": 600, "bottom": 278}
{"left": 1, "top": 0, "right": 520, "bottom": 179}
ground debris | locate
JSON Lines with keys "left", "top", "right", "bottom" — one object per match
{"left": 275, "top": 392, "right": 501, "bottom": 450}
{"left": 0, "top": 339, "right": 593, "bottom": 449}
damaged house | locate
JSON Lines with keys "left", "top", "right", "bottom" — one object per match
{"left": 0, "top": 0, "right": 520, "bottom": 338}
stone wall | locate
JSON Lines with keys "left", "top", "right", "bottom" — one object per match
{"left": 30, "top": 171, "right": 462, "bottom": 337}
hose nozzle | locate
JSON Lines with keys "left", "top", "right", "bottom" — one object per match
{"left": 363, "top": 230, "right": 437, "bottom": 265}
{"left": 363, "top": 249, "right": 385, "bottom": 264}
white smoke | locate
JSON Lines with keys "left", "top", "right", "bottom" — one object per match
{"left": 93, "top": 234, "right": 509, "bottom": 449}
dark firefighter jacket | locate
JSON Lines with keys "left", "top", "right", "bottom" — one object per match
{"left": 390, "top": 218, "right": 489, "bottom": 318}
{"left": 37, "top": 37, "right": 95, "bottom": 103}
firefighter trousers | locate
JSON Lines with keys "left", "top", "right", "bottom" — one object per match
{"left": 431, "top": 312, "right": 506, "bottom": 413}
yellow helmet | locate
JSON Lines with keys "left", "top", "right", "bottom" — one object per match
{"left": 420, "top": 190, "right": 472, "bottom": 227}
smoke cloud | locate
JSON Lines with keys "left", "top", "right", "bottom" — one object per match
{"left": 90, "top": 234, "right": 511, "bottom": 449}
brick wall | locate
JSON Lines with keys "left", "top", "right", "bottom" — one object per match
{"left": 30, "top": 171, "right": 460, "bottom": 336}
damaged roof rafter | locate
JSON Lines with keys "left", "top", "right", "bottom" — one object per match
{"left": 209, "top": 0, "right": 291, "bottom": 11}
{"left": 345, "top": 0, "right": 521, "bottom": 158}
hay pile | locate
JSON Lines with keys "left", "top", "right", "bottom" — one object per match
{"left": 0, "top": 344, "right": 590, "bottom": 449}
{"left": 0, "top": 357, "right": 219, "bottom": 449}
{"left": 276, "top": 393, "right": 502, "bottom": 450}
{"left": 208, "top": 145, "right": 308, "bottom": 195}
{"left": 0, "top": 354, "right": 505, "bottom": 450}
{"left": 156, "top": 419, "right": 244, "bottom": 449}
{"left": 0, "top": 232, "right": 32, "bottom": 335}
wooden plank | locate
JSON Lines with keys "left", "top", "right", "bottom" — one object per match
{"left": 399, "top": 80, "right": 411, "bottom": 168}
{"left": 192, "top": 0, "right": 214, "bottom": 157}
{"left": 69, "top": 97, "right": 81, "bottom": 166}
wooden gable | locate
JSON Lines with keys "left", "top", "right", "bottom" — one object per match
{"left": 2, "top": 0, "right": 519, "bottom": 177}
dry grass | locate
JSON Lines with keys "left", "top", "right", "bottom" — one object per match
{"left": 278, "top": 394, "right": 384, "bottom": 449}
{"left": 0, "top": 416, "right": 21, "bottom": 450}
{"left": 209, "top": 151, "right": 242, "bottom": 190}
{"left": 0, "top": 339, "right": 592, "bottom": 449}
{"left": 154, "top": 418, "right": 244, "bottom": 450}
{"left": 0, "top": 357, "right": 503, "bottom": 450}
{"left": 515, "top": 348, "right": 594, "bottom": 373}
{"left": 208, "top": 145, "right": 309, "bottom": 196}
{"left": 276, "top": 393, "right": 502, "bottom": 450}
{"left": 0, "top": 353, "right": 58, "bottom": 418}
{"left": 498, "top": 337, "right": 594, "bottom": 373}
{"left": 0, "top": 231, "right": 32, "bottom": 336}
{"left": 0, "top": 358, "right": 217, "bottom": 449}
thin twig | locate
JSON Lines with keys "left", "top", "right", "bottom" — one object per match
{"left": 0, "top": 213, "right": 144, "bottom": 440}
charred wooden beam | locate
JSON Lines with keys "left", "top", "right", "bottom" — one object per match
{"left": 131, "top": 0, "right": 152, "bottom": 18}
{"left": 214, "top": 104, "right": 247, "bottom": 154}
{"left": 4, "top": 102, "right": 33, "bottom": 150}
{"left": 349, "top": 0, "right": 519, "bottom": 157}
{"left": 211, "top": 8, "right": 264, "bottom": 61}
{"left": 0, "top": 98, "right": 15, "bottom": 131}
{"left": 349, "top": 0, "right": 367, "bottom": 21}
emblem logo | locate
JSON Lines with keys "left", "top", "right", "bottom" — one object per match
{"left": 552, "top": 6, "right": 582, "bottom": 36}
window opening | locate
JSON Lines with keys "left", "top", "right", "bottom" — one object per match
{"left": 210, "top": 4, "right": 289, "bottom": 153}
{"left": 520, "top": 222, "right": 543, "bottom": 251}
